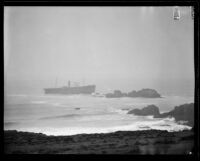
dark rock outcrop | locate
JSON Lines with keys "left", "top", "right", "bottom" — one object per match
{"left": 105, "top": 90, "right": 127, "bottom": 98}
{"left": 128, "top": 105, "right": 160, "bottom": 117}
{"left": 127, "top": 90, "right": 138, "bottom": 97}
{"left": 135, "top": 89, "right": 161, "bottom": 98}
{"left": 128, "top": 103, "right": 194, "bottom": 126}
{"left": 154, "top": 103, "right": 194, "bottom": 126}
{"left": 106, "top": 89, "right": 161, "bottom": 98}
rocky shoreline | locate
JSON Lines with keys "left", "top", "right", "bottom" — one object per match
{"left": 4, "top": 129, "right": 194, "bottom": 154}
{"left": 4, "top": 103, "right": 194, "bottom": 154}
{"left": 128, "top": 103, "right": 194, "bottom": 126}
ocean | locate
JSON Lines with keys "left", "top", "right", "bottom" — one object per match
{"left": 4, "top": 93, "right": 194, "bottom": 136}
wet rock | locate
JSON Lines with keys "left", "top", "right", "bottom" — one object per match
{"left": 106, "top": 88, "right": 161, "bottom": 98}
{"left": 155, "top": 103, "right": 194, "bottom": 126}
{"left": 128, "top": 105, "right": 160, "bottom": 117}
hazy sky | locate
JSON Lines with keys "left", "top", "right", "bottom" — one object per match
{"left": 4, "top": 7, "right": 194, "bottom": 94}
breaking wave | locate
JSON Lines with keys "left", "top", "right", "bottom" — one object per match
{"left": 31, "top": 101, "right": 47, "bottom": 104}
{"left": 4, "top": 94, "right": 194, "bottom": 136}
{"left": 40, "top": 114, "right": 81, "bottom": 120}
{"left": 9, "top": 121, "right": 192, "bottom": 136}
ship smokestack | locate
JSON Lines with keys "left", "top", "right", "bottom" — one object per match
{"left": 68, "top": 81, "right": 70, "bottom": 87}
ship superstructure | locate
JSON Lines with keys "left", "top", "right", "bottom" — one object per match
{"left": 44, "top": 81, "right": 95, "bottom": 95}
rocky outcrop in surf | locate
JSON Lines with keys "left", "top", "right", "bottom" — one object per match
{"left": 105, "top": 89, "right": 161, "bottom": 98}
{"left": 128, "top": 103, "right": 194, "bottom": 126}
{"left": 127, "top": 105, "right": 160, "bottom": 117}
{"left": 154, "top": 103, "right": 194, "bottom": 126}
{"left": 106, "top": 90, "right": 127, "bottom": 98}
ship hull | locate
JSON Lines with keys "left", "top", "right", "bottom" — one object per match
{"left": 44, "top": 85, "right": 95, "bottom": 95}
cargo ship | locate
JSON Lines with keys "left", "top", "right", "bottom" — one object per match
{"left": 44, "top": 81, "right": 96, "bottom": 95}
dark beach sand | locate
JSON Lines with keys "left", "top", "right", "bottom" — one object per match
{"left": 4, "top": 129, "right": 194, "bottom": 154}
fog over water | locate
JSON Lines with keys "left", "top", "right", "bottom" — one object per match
{"left": 4, "top": 7, "right": 194, "bottom": 96}
{"left": 4, "top": 7, "right": 194, "bottom": 136}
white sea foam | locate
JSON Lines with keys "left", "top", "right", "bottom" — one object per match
{"left": 146, "top": 115, "right": 154, "bottom": 119}
{"left": 4, "top": 94, "right": 194, "bottom": 136}
{"left": 111, "top": 108, "right": 128, "bottom": 115}
{"left": 31, "top": 101, "right": 47, "bottom": 104}
{"left": 7, "top": 120, "right": 192, "bottom": 136}
{"left": 4, "top": 115, "right": 192, "bottom": 136}
{"left": 52, "top": 103, "right": 66, "bottom": 107}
